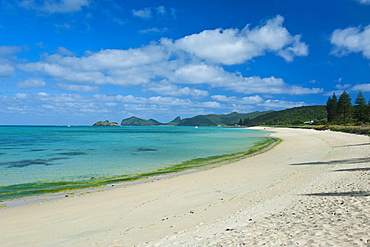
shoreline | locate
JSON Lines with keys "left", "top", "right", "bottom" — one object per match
{"left": 0, "top": 127, "right": 369, "bottom": 246}
{"left": 1, "top": 129, "right": 278, "bottom": 206}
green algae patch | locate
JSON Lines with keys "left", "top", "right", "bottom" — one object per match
{"left": 0, "top": 137, "right": 279, "bottom": 201}
{"left": 155, "top": 137, "right": 278, "bottom": 173}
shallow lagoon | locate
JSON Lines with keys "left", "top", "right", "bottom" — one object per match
{"left": 0, "top": 126, "right": 273, "bottom": 200}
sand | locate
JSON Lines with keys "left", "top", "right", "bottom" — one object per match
{"left": 0, "top": 127, "right": 369, "bottom": 246}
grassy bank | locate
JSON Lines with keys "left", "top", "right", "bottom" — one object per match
{"left": 326, "top": 125, "right": 370, "bottom": 135}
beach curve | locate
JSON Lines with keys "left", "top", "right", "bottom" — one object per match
{"left": 0, "top": 127, "right": 369, "bottom": 246}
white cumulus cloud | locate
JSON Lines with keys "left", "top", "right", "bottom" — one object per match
{"left": 132, "top": 6, "right": 175, "bottom": 20}
{"left": 357, "top": 0, "right": 370, "bottom": 4}
{"left": 331, "top": 25, "right": 370, "bottom": 59}
{"left": 172, "top": 64, "right": 322, "bottom": 95}
{"left": 16, "top": 15, "right": 320, "bottom": 100}
{"left": 0, "top": 63, "right": 15, "bottom": 76}
{"left": 146, "top": 80, "right": 209, "bottom": 98}
{"left": 132, "top": 7, "right": 152, "bottom": 19}
{"left": 139, "top": 27, "right": 169, "bottom": 34}
{"left": 352, "top": 83, "right": 370, "bottom": 91}
{"left": 19, "top": 0, "right": 90, "bottom": 14}
{"left": 57, "top": 83, "right": 100, "bottom": 93}
{"left": 210, "top": 94, "right": 305, "bottom": 110}
{"left": 18, "top": 45, "right": 171, "bottom": 87}
{"left": 0, "top": 46, "right": 23, "bottom": 77}
{"left": 260, "top": 99, "right": 306, "bottom": 109}
{"left": 211, "top": 95, "right": 264, "bottom": 104}
{"left": 17, "top": 78, "right": 46, "bottom": 89}
{"left": 173, "top": 15, "right": 308, "bottom": 65}
{"left": 171, "top": 64, "right": 228, "bottom": 85}
{"left": 0, "top": 46, "right": 23, "bottom": 56}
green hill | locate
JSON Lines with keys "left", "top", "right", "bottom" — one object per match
{"left": 118, "top": 106, "right": 327, "bottom": 127}
{"left": 121, "top": 116, "right": 161, "bottom": 126}
{"left": 178, "top": 111, "right": 271, "bottom": 126}
{"left": 177, "top": 115, "right": 216, "bottom": 126}
{"left": 119, "top": 111, "right": 271, "bottom": 126}
{"left": 249, "top": 105, "right": 327, "bottom": 126}
{"left": 166, "top": 116, "right": 182, "bottom": 126}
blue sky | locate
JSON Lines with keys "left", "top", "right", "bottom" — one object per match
{"left": 0, "top": 0, "right": 370, "bottom": 125}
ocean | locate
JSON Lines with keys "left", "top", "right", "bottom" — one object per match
{"left": 0, "top": 126, "right": 272, "bottom": 201}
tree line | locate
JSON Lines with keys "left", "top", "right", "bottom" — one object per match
{"left": 238, "top": 117, "right": 251, "bottom": 126}
{"left": 326, "top": 91, "right": 370, "bottom": 125}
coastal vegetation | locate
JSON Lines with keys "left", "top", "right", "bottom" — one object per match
{"left": 323, "top": 91, "right": 370, "bottom": 135}
{"left": 236, "top": 91, "right": 370, "bottom": 135}
{"left": 326, "top": 91, "right": 370, "bottom": 125}
{"left": 240, "top": 105, "right": 327, "bottom": 126}
{"left": 98, "top": 91, "right": 369, "bottom": 135}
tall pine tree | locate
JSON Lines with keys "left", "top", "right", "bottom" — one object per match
{"left": 354, "top": 91, "right": 368, "bottom": 123}
{"left": 337, "top": 91, "right": 352, "bottom": 124}
{"left": 368, "top": 99, "right": 370, "bottom": 123}
{"left": 326, "top": 92, "right": 338, "bottom": 123}
{"left": 243, "top": 117, "right": 251, "bottom": 126}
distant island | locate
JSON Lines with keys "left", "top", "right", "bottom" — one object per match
{"left": 118, "top": 106, "right": 327, "bottom": 127}
{"left": 93, "top": 120, "right": 121, "bottom": 126}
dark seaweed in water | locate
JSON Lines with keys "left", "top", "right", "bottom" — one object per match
{"left": 0, "top": 137, "right": 278, "bottom": 201}
{"left": 1, "top": 157, "right": 68, "bottom": 168}
{"left": 58, "top": 151, "right": 87, "bottom": 156}
{"left": 136, "top": 148, "right": 158, "bottom": 152}
{"left": 0, "top": 147, "right": 22, "bottom": 150}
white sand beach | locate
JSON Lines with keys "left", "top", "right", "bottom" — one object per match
{"left": 0, "top": 127, "right": 369, "bottom": 246}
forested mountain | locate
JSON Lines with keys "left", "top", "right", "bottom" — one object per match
{"left": 109, "top": 105, "right": 327, "bottom": 126}
{"left": 178, "top": 111, "right": 271, "bottom": 126}
{"left": 166, "top": 116, "right": 182, "bottom": 126}
{"left": 247, "top": 105, "right": 327, "bottom": 126}
{"left": 105, "top": 98, "right": 369, "bottom": 127}
{"left": 119, "top": 106, "right": 329, "bottom": 127}
{"left": 120, "top": 111, "right": 271, "bottom": 126}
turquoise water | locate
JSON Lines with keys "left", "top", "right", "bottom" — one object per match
{"left": 0, "top": 126, "right": 271, "bottom": 200}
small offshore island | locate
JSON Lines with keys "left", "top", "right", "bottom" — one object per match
{"left": 93, "top": 120, "right": 121, "bottom": 126}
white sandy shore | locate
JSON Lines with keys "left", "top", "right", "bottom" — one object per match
{"left": 0, "top": 127, "right": 369, "bottom": 246}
